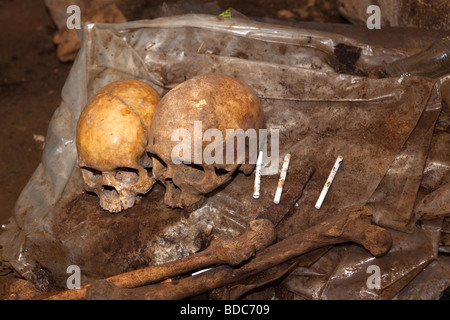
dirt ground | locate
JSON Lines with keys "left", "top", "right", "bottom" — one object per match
{"left": 0, "top": 0, "right": 71, "bottom": 227}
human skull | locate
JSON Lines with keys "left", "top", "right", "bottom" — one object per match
{"left": 76, "top": 80, "right": 160, "bottom": 213}
{"left": 147, "top": 74, "right": 264, "bottom": 211}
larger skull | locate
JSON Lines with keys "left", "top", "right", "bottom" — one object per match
{"left": 76, "top": 80, "right": 160, "bottom": 213}
{"left": 147, "top": 73, "right": 264, "bottom": 211}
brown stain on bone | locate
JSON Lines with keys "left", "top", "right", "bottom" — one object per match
{"left": 120, "top": 108, "right": 131, "bottom": 116}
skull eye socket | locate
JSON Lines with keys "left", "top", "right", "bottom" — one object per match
{"left": 81, "top": 167, "right": 102, "bottom": 186}
{"left": 114, "top": 168, "right": 139, "bottom": 184}
{"left": 148, "top": 153, "right": 167, "bottom": 169}
{"left": 178, "top": 162, "right": 206, "bottom": 183}
{"left": 214, "top": 167, "right": 230, "bottom": 176}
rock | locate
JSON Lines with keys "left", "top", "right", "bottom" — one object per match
{"left": 338, "top": 0, "right": 450, "bottom": 31}
{"left": 51, "top": 3, "right": 127, "bottom": 62}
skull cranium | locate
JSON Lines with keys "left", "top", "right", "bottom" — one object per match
{"left": 76, "top": 80, "right": 160, "bottom": 213}
{"left": 147, "top": 74, "right": 264, "bottom": 211}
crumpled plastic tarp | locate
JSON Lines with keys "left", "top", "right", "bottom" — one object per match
{"left": 0, "top": 14, "right": 449, "bottom": 298}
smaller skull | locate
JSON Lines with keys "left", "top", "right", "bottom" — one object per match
{"left": 76, "top": 80, "right": 160, "bottom": 213}
{"left": 147, "top": 73, "right": 264, "bottom": 211}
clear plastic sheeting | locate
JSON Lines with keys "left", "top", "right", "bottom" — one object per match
{"left": 382, "top": 37, "right": 450, "bottom": 78}
{"left": 283, "top": 220, "right": 442, "bottom": 299}
{"left": 366, "top": 82, "right": 443, "bottom": 233}
{"left": 397, "top": 254, "right": 450, "bottom": 300}
{"left": 0, "top": 14, "right": 449, "bottom": 298}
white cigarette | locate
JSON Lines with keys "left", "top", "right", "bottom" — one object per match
{"left": 253, "top": 151, "right": 264, "bottom": 199}
{"left": 274, "top": 153, "right": 291, "bottom": 204}
{"left": 315, "top": 155, "right": 343, "bottom": 210}
{"left": 191, "top": 268, "right": 212, "bottom": 276}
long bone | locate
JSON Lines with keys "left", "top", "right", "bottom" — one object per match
{"left": 86, "top": 205, "right": 392, "bottom": 300}
{"left": 41, "top": 166, "right": 316, "bottom": 300}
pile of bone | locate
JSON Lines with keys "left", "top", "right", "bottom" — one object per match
{"left": 76, "top": 73, "right": 264, "bottom": 213}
